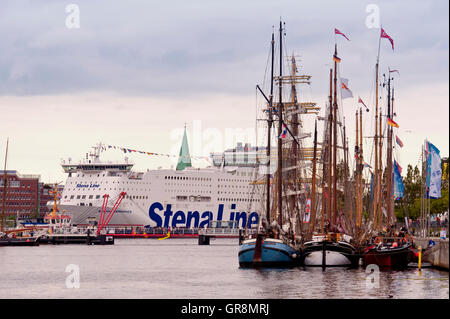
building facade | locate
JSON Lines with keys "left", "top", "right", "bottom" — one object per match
{"left": 0, "top": 170, "right": 55, "bottom": 217}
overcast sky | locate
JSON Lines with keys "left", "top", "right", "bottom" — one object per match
{"left": 0, "top": 0, "right": 448, "bottom": 183}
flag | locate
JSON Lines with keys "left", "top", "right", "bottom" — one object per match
{"left": 387, "top": 117, "right": 399, "bottom": 128}
{"left": 303, "top": 198, "right": 311, "bottom": 223}
{"left": 340, "top": 78, "right": 353, "bottom": 99}
{"left": 279, "top": 124, "right": 287, "bottom": 139}
{"left": 333, "top": 54, "right": 341, "bottom": 63}
{"left": 364, "top": 162, "right": 372, "bottom": 169}
{"left": 381, "top": 27, "right": 394, "bottom": 50}
{"left": 426, "top": 141, "right": 442, "bottom": 199}
{"left": 393, "top": 160, "right": 405, "bottom": 200}
{"left": 389, "top": 69, "right": 400, "bottom": 75}
{"left": 395, "top": 135, "right": 403, "bottom": 148}
{"left": 397, "top": 162, "right": 403, "bottom": 175}
{"left": 335, "top": 28, "right": 350, "bottom": 41}
{"left": 358, "top": 96, "right": 369, "bottom": 111}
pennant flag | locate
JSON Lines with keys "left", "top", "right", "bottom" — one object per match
{"left": 334, "top": 28, "right": 350, "bottom": 41}
{"left": 358, "top": 96, "right": 369, "bottom": 112}
{"left": 389, "top": 69, "right": 400, "bottom": 75}
{"left": 340, "top": 78, "right": 353, "bottom": 99}
{"left": 395, "top": 135, "right": 404, "bottom": 148}
{"left": 387, "top": 117, "right": 399, "bottom": 128}
{"left": 279, "top": 124, "right": 287, "bottom": 139}
{"left": 380, "top": 27, "right": 394, "bottom": 51}
{"left": 333, "top": 54, "right": 341, "bottom": 63}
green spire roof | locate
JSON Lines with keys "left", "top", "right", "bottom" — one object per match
{"left": 176, "top": 126, "right": 192, "bottom": 171}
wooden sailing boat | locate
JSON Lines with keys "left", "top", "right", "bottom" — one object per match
{"left": 238, "top": 21, "right": 304, "bottom": 267}
{"left": 301, "top": 44, "right": 359, "bottom": 267}
{"left": 362, "top": 70, "right": 413, "bottom": 269}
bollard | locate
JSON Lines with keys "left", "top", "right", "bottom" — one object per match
{"left": 418, "top": 246, "right": 422, "bottom": 271}
{"left": 198, "top": 234, "right": 210, "bottom": 245}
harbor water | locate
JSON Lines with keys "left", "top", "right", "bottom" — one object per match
{"left": 0, "top": 238, "right": 448, "bottom": 299}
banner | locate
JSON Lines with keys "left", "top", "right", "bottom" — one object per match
{"left": 393, "top": 160, "right": 404, "bottom": 200}
{"left": 426, "top": 141, "right": 442, "bottom": 199}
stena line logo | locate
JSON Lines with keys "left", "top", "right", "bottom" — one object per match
{"left": 149, "top": 202, "right": 259, "bottom": 228}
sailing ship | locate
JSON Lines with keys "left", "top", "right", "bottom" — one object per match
{"left": 239, "top": 22, "right": 310, "bottom": 267}
{"left": 361, "top": 28, "right": 414, "bottom": 269}
{"left": 300, "top": 44, "right": 359, "bottom": 268}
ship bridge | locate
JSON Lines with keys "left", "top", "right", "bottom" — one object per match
{"left": 61, "top": 142, "right": 134, "bottom": 174}
{"left": 61, "top": 162, "right": 134, "bottom": 174}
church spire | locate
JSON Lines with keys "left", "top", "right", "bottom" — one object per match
{"left": 176, "top": 125, "right": 192, "bottom": 171}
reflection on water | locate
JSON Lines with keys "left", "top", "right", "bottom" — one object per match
{"left": 0, "top": 238, "right": 448, "bottom": 299}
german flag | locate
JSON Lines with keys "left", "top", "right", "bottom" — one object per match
{"left": 387, "top": 117, "right": 399, "bottom": 128}
{"left": 333, "top": 54, "right": 341, "bottom": 63}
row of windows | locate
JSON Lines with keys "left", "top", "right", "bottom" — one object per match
{"left": 2, "top": 196, "right": 35, "bottom": 200}
{"left": 65, "top": 194, "right": 148, "bottom": 200}
{"left": 0, "top": 181, "right": 32, "bottom": 188}
{"left": 218, "top": 185, "right": 251, "bottom": 188}
{"left": 164, "top": 176, "right": 211, "bottom": 181}
{"left": 4, "top": 202, "right": 35, "bottom": 206}
{"left": 0, "top": 189, "right": 33, "bottom": 194}
{"left": 218, "top": 179, "right": 253, "bottom": 183}
{"left": 217, "top": 198, "right": 258, "bottom": 202}
{"left": 166, "top": 189, "right": 212, "bottom": 194}
{"left": 69, "top": 180, "right": 149, "bottom": 185}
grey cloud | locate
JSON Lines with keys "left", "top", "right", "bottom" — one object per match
{"left": 0, "top": 0, "right": 447, "bottom": 97}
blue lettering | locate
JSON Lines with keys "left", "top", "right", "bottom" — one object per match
{"left": 148, "top": 202, "right": 259, "bottom": 229}
{"left": 186, "top": 211, "right": 200, "bottom": 228}
{"left": 199, "top": 211, "right": 213, "bottom": 228}
{"left": 235, "top": 212, "right": 247, "bottom": 228}
{"left": 163, "top": 204, "right": 173, "bottom": 228}
{"left": 217, "top": 204, "right": 224, "bottom": 221}
{"left": 149, "top": 202, "right": 163, "bottom": 226}
{"left": 172, "top": 211, "right": 186, "bottom": 228}
{"left": 247, "top": 212, "right": 259, "bottom": 228}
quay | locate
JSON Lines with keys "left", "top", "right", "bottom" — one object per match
{"left": 104, "top": 221, "right": 245, "bottom": 241}
{"left": 415, "top": 237, "right": 449, "bottom": 270}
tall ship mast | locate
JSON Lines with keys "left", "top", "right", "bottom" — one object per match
{"left": 239, "top": 20, "right": 319, "bottom": 267}
{"left": 301, "top": 39, "right": 359, "bottom": 268}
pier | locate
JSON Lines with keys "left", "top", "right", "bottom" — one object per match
{"left": 38, "top": 232, "right": 114, "bottom": 245}
{"left": 415, "top": 238, "right": 449, "bottom": 270}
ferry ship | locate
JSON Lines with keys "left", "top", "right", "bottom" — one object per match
{"left": 57, "top": 129, "right": 269, "bottom": 229}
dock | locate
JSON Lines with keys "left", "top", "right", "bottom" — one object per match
{"left": 415, "top": 237, "right": 449, "bottom": 270}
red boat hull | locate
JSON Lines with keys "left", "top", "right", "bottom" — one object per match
{"left": 363, "top": 244, "right": 413, "bottom": 269}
